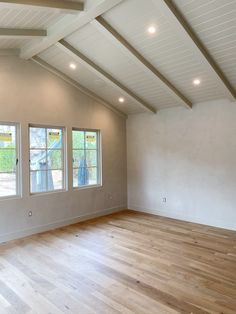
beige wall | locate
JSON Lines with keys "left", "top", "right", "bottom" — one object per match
{"left": 0, "top": 56, "right": 127, "bottom": 242}
{"left": 127, "top": 99, "right": 236, "bottom": 231}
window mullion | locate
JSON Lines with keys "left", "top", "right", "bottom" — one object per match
{"left": 16, "top": 124, "right": 19, "bottom": 195}
{"left": 46, "top": 128, "right": 48, "bottom": 191}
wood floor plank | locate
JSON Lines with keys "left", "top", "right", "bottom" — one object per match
{"left": 0, "top": 210, "right": 236, "bottom": 313}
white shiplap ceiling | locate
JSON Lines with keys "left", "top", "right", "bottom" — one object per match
{"left": 39, "top": 44, "right": 147, "bottom": 114}
{"left": 0, "top": 0, "right": 235, "bottom": 116}
{"left": 173, "top": 0, "right": 236, "bottom": 88}
{"left": 0, "top": 5, "right": 67, "bottom": 28}
{"left": 65, "top": 23, "right": 181, "bottom": 111}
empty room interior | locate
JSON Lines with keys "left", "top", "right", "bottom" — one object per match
{"left": 0, "top": 0, "right": 236, "bottom": 313}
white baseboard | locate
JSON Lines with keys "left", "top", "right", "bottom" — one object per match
{"left": 128, "top": 205, "right": 236, "bottom": 231}
{"left": 0, "top": 205, "right": 125, "bottom": 244}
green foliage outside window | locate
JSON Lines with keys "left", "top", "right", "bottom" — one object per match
{"left": 0, "top": 144, "right": 16, "bottom": 173}
{"left": 72, "top": 130, "right": 84, "bottom": 149}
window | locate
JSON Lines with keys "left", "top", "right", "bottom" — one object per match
{"left": 72, "top": 129, "right": 101, "bottom": 188}
{"left": 29, "top": 126, "right": 65, "bottom": 194}
{"left": 0, "top": 123, "right": 19, "bottom": 198}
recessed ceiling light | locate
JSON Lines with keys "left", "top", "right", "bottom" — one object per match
{"left": 69, "top": 63, "right": 77, "bottom": 70}
{"left": 193, "top": 79, "right": 201, "bottom": 85}
{"left": 119, "top": 97, "right": 125, "bottom": 103}
{"left": 148, "top": 26, "right": 156, "bottom": 34}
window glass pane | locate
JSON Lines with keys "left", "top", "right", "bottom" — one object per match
{"left": 72, "top": 129, "right": 100, "bottom": 188}
{"left": 85, "top": 132, "right": 97, "bottom": 149}
{"left": 78, "top": 166, "right": 89, "bottom": 187}
{"left": 72, "top": 130, "right": 84, "bottom": 149}
{"left": 0, "top": 125, "right": 16, "bottom": 148}
{"left": 0, "top": 150, "right": 16, "bottom": 173}
{"left": 30, "top": 171, "right": 47, "bottom": 193}
{"left": 73, "top": 169, "right": 79, "bottom": 188}
{"left": 0, "top": 124, "right": 18, "bottom": 197}
{"left": 86, "top": 150, "right": 97, "bottom": 167}
{"left": 75, "top": 167, "right": 98, "bottom": 187}
{"left": 30, "top": 150, "right": 46, "bottom": 171}
{"left": 30, "top": 128, "right": 46, "bottom": 149}
{"left": 50, "top": 170, "right": 63, "bottom": 190}
{"left": 73, "top": 150, "right": 85, "bottom": 169}
{"left": 48, "top": 150, "right": 63, "bottom": 170}
{"left": 47, "top": 129, "right": 62, "bottom": 148}
{"left": 87, "top": 167, "right": 98, "bottom": 185}
{"left": 30, "top": 126, "right": 65, "bottom": 193}
{"left": 0, "top": 173, "right": 16, "bottom": 197}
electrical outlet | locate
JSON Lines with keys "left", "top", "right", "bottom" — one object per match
{"left": 162, "top": 197, "right": 167, "bottom": 203}
{"left": 28, "top": 211, "right": 33, "bottom": 217}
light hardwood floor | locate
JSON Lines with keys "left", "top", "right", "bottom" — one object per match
{"left": 0, "top": 210, "right": 236, "bottom": 314}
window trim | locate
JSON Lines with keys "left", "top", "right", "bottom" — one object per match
{"left": 72, "top": 128, "right": 102, "bottom": 190}
{"left": 0, "top": 121, "right": 21, "bottom": 200}
{"left": 29, "top": 124, "right": 67, "bottom": 195}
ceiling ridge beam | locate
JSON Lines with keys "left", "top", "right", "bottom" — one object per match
{"left": 153, "top": 0, "right": 236, "bottom": 100}
{"left": 20, "top": 0, "right": 124, "bottom": 59}
{"left": 32, "top": 56, "right": 127, "bottom": 119}
{"left": 57, "top": 39, "right": 157, "bottom": 114}
{"left": 0, "top": 28, "right": 47, "bottom": 37}
{"left": 0, "top": 0, "right": 84, "bottom": 11}
{"left": 93, "top": 16, "right": 192, "bottom": 109}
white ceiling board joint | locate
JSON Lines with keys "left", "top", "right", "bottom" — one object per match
{"left": 0, "top": 28, "right": 47, "bottom": 37}
{"left": 32, "top": 56, "right": 127, "bottom": 119}
{"left": 57, "top": 39, "right": 157, "bottom": 114}
{"left": 0, "top": 1, "right": 84, "bottom": 12}
{"left": 152, "top": 0, "right": 236, "bottom": 101}
{"left": 92, "top": 16, "right": 192, "bottom": 109}
{"left": 20, "top": 0, "right": 124, "bottom": 59}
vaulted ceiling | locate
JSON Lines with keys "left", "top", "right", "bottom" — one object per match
{"left": 0, "top": 0, "right": 235, "bottom": 116}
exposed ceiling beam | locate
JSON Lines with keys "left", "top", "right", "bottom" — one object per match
{"left": 0, "top": 49, "right": 20, "bottom": 56}
{"left": 32, "top": 56, "right": 127, "bottom": 119}
{"left": 0, "top": 28, "right": 47, "bottom": 37}
{"left": 93, "top": 16, "right": 192, "bottom": 109}
{"left": 20, "top": 0, "right": 124, "bottom": 59}
{"left": 152, "top": 0, "right": 236, "bottom": 101}
{"left": 0, "top": 0, "right": 84, "bottom": 12}
{"left": 57, "top": 40, "right": 157, "bottom": 114}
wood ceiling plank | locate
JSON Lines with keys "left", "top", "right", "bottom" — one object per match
{"left": 0, "top": 28, "right": 47, "bottom": 37}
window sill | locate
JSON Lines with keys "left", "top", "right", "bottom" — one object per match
{"left": 0, "top": 195, "right": 21, "bottom": 202}
{"left": 73, "top": 184, "right": 103, "bottom": 191}
{"left": 30, "top": 189, "right": 67, "bottom": 197}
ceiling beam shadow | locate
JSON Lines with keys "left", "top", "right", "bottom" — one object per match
{"left": 57, "top": 39, "right": 157, "bottom": 114}
{"left": 93, "top": 16, "right": 192, "bottom": 109}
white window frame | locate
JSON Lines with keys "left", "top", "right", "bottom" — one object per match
{"left": 0, "top": 122, "right": 21, "bottom": 200}
{"left": 72, "top": 128, "right": 102, "bottom": 190}
{"left": 29, "top": 124, "right": 67, "bottom": 195}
